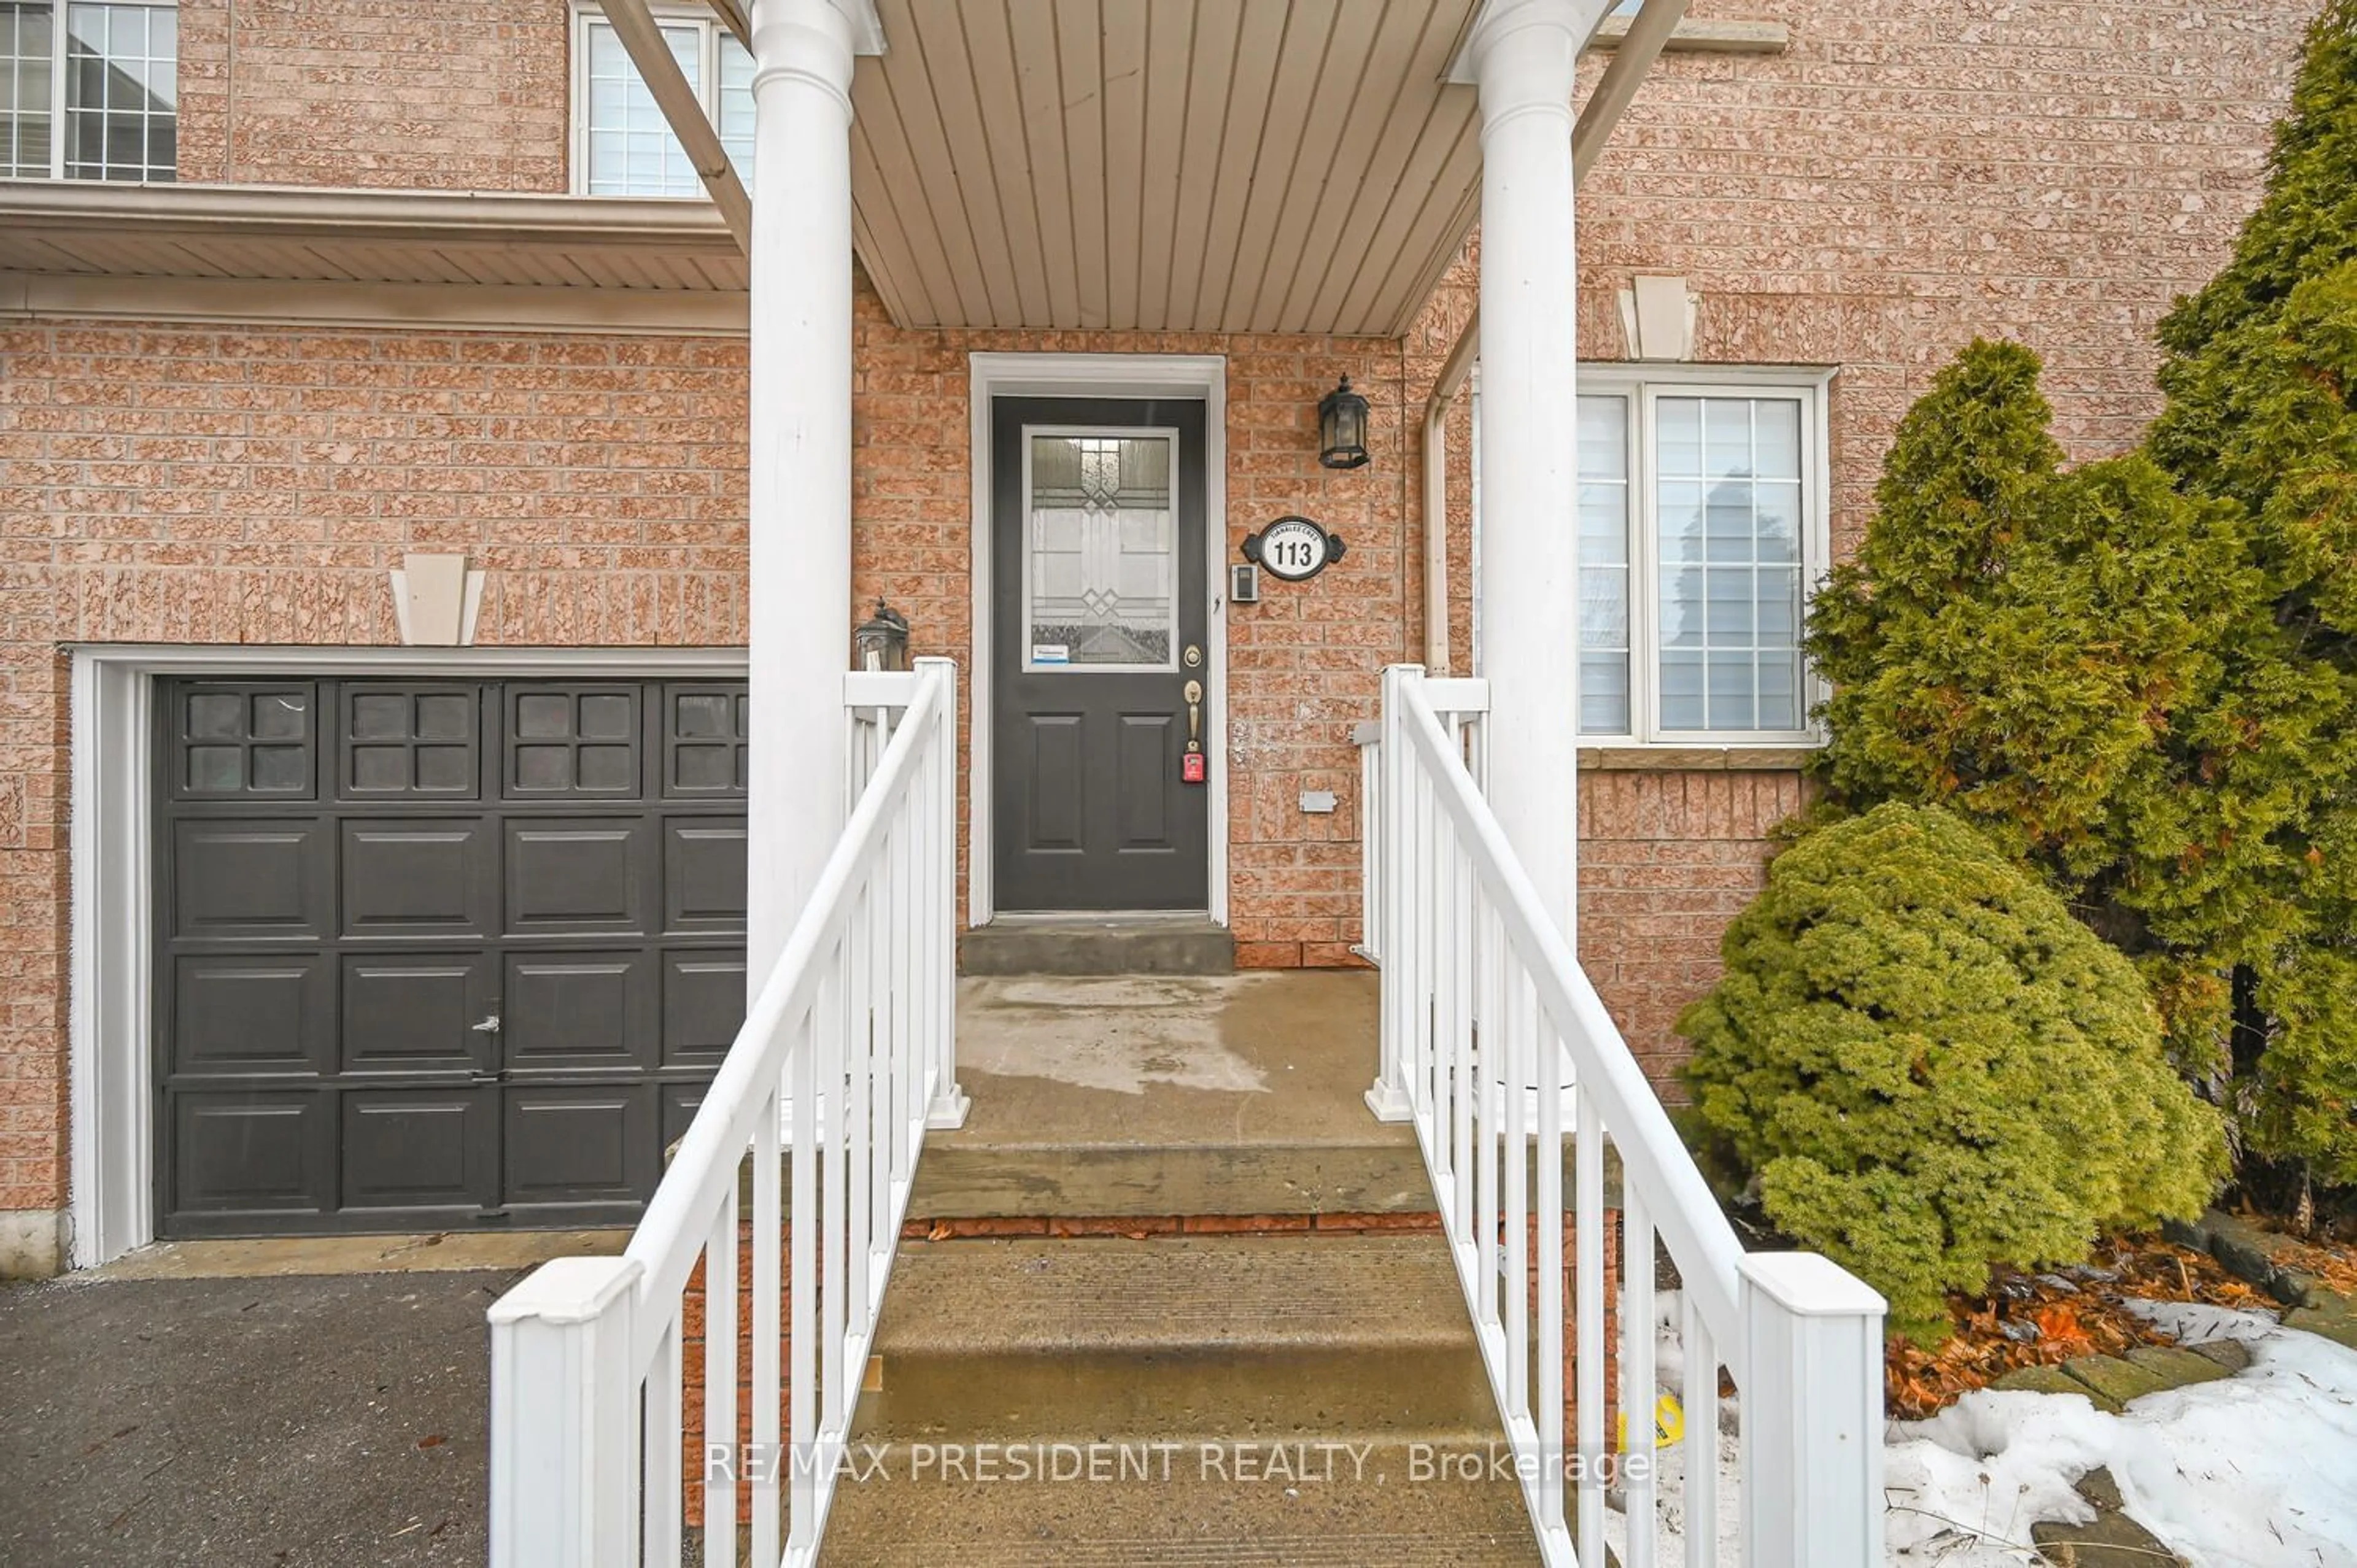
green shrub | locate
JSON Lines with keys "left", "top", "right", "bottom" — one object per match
{"left": 1678, "top": 804, "right": 2225, "bottom": 1343}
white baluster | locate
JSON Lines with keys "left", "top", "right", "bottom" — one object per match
{"left": 759, "top": 1072, "right": 789, "bottom": 1563}
{"left": 644, "top": 1308, "right": 684, "bottom": 1564}
{"left": 1622, "top": 1190, "right": 1656, "bottom": 1568}
{"left": 1682, "top": 1291, "right": 1716, "bottom": 1568}
{"left": 705, "top": 1179, "right": 740, "bottom": 1568}
{"left": 1575, "top": 1086, "right": 1604, "bottom": 1564}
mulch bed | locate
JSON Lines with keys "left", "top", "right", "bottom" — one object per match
{"left": 1885, "top": 1233, "right": 2282, "bottom": 1420}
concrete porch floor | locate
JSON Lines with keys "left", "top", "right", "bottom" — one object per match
{"left": 918, "top": 971, "right": 1436, "bottom": 1219}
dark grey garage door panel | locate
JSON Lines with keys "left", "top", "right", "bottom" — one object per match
{"left": 170, "top": 956, "right": 331, "bottom": 1077}
{"left": 171, "top": 1092, "right": 332, "bottom": 1219}
{"left": 172, "top": 819, "right": 330, "bottom": 939}
{"left": 340, "top": 685, "right": 481, "bottom": 800}
{"left": 157, "top": 676, "right": 748, "bottom": 1239}
{"left": 504, "top": 951, "right": 656, "bottom": 1073}
{"left": 663, "top": 685, "right": 749, "bottom": 795}
{"left": 339, "top": 953, "right": 497, "bottom": 1076}
{"left": 341, "top": 1089, "right": 495, "bottom": 1213}
{"left": 665, "top": 817, "right": 747, "bottom": 930}
{"left": 505, "top": 817, "right": 653, "bottom": 934}
{"left": 174, "top": 684, "right": 317, "bottom": 801}
{"left": 507, "top": 686, "right": 641, "bottom": 798}
{"left": 341, "top": 818, "right": 497, "bottom": 938}
{"left": 504, "top": 1086, "right": 652, "bottom": 1215}
{"left": 663, "top": 951, "right": 748, "bottom": 1067}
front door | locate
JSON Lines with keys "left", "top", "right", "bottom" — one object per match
{"left": 993, "top": 397, "right": 1210, "bottom": 911}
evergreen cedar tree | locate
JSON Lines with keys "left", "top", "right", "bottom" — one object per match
{"left": 1690, "top": 2, "right": 2357, "bottom": 1307}
{"left": 1677, "top": 805, "right": 2224, "bottom": 1346}
{"left": 2142, "top": 0, "right": 2357, "bottom": 1188}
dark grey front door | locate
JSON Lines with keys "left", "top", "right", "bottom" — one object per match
{"left": 155, "top": 677, "right": 749, "bottom": 1237}
{"left": 993, "top": 397, "right": 1210, "bottom": 911}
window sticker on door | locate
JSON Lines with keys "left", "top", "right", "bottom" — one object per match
{"left": 1032, "top": 644, "right": 1070, "bottom": 665}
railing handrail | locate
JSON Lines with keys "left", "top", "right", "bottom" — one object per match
{"left": 1372, "top": 663, "right": 1883, "bottom": 1567}
{"left": 1391, "top": 675, "right": 1749, "bottom": 1356}
{"left": 624, "top": 661, "right": 949, "bottom": 1349}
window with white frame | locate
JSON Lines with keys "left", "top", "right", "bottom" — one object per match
{"left": 1, "top": 1, "right": 176, "bottom": 182}
{"left": 1572, "top": 371, "right": 1830, "bottom": 743}
{"left": 573, "top": 7, "right": 753, "bottom": 198}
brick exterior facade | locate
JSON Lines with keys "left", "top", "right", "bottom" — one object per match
{"left": 1403, "top": 0, "right": 2317, "bottom": 1095}
{"left": 175, "top": 0, "right": 571, "bottom": 191}
{"left": 0, "top": 0, "right": 2327, "bottom": 1245}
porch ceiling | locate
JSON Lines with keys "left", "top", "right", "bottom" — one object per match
{"left": 849, "top": 0, "right": 1487, "bottom": 339}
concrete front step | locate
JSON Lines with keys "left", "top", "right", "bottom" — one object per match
{"left": 861, "top": 1235, "right": 1498, "bottom": 1439}
{"left": 959, "top": 914, "right": 1237, "bottom": 976}
{"left": 822, "top": 1230, "right": 1539, "bottom": 1565}
{"left": 817, "top": 1470, "right": 1542, "bottom": 1566}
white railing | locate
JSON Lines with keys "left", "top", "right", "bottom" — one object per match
{"left": 1363, "top": 665, "right": 1884, "bottom": 1568}
{"left": 487, "top": 656, "right": 966, "bottom": 1568}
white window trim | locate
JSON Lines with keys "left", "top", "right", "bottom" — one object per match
{"left": 568, "top": 2, "right": 741, "bottom": 199}
{"left": 1577, "top": 363, "right": 1835, "bottom": 748}
{"left": 12, "top": 0, "right": 179, "bottom": 183}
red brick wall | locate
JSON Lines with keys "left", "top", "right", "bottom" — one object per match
{"left": 1579, "top": 0, "right": 2318, "bottom": 558}
{"left": 175, "top": 0, "right": 571, "bottom": 190}
{"left": 0, "top": 320, "right": 754, "bottom": 1216}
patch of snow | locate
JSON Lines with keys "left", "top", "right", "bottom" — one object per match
{"left": 1887, "top": 1302, "right": 2357, "bottom": 1567}
{"left": 1614, "top": 1289, "right": 2357, "bottom": 1567}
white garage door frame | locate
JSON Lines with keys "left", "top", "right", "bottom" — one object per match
{"left": 68, "top": 644, "right": 750, "bottom": 1269}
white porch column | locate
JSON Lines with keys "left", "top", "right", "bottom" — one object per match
{"left": 1465, "top": 0, "right": 1607, "bottom": 944}
{"left": 745, "top": 0, "right": 875, "bottom": 993}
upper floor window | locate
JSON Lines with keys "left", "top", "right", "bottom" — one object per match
{"left": 1571, "top": 369, "right": 1831, "bottom": 744}
{"left": 573, "top": 7, "right": 752, "bottom": 197}
{"left": 1, "top": 1, "right": 176, "bottom": 181}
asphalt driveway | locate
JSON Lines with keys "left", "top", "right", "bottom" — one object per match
{"left": 0, "top": 1267, "right": 519, "bottom": 1567}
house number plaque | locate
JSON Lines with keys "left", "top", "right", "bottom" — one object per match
{"left": 1242, "top": 516, "right": 1345, "bottom": 584}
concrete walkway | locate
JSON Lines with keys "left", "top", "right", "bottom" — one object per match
{"left": 0, "top": 1266, "right": 519, "bottom": 1567}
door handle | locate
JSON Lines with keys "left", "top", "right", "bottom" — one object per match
{"left": 1183, "top": 679, "right": 1202, "bottom": 748}
{"left": 471, "top": 1014, "right": 501, "bottom": 1033}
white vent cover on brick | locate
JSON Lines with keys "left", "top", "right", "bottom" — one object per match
{"left": 391, "top": 552, "right": 484, "bottom": 646}
{"left": 1617, "top": 274, "right": 1698, "bottom": 361}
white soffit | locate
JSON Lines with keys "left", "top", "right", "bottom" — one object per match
{"left": 849, "top": 0, "right": 1487, "bottom": 337}
{"left": 0, "top": 183, "right": 748, "bottom": 293}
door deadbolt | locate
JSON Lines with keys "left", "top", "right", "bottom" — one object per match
{"left": 1183, "top": 644, "right": 1202, "bottom": 668}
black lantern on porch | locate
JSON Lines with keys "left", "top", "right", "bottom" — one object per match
{"left": 853, "top": 599, "right": 911, "bottom": 671}
{"left": 1317, "top": 375, "right": 1371, "bottom": 469}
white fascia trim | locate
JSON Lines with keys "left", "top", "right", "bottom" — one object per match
{"left": 66, "top": 644, "right": 750, "bottom": 674}
{"left": 964, "top": 353, "right": 1230, "bottom": 929}
{"left": 66, "top": 642, "right": 749, "bottom": 1268}
{"left": 0, "top": 179, "right": 738, "bottom": 242}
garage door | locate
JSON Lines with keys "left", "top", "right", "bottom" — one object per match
{"left": 155, "top": 676, "right": 749, "bottom": 1238}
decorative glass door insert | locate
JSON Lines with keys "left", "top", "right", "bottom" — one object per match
{"left": 1022, "top": 430, "right": 1178, "bottom": 670}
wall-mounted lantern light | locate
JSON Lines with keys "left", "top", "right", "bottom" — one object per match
{"left": 853, "top": 598, "right": 911, "bottom": 670}
{"left": 1318, "top": 375, "right": 1370, "bottom": 470}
